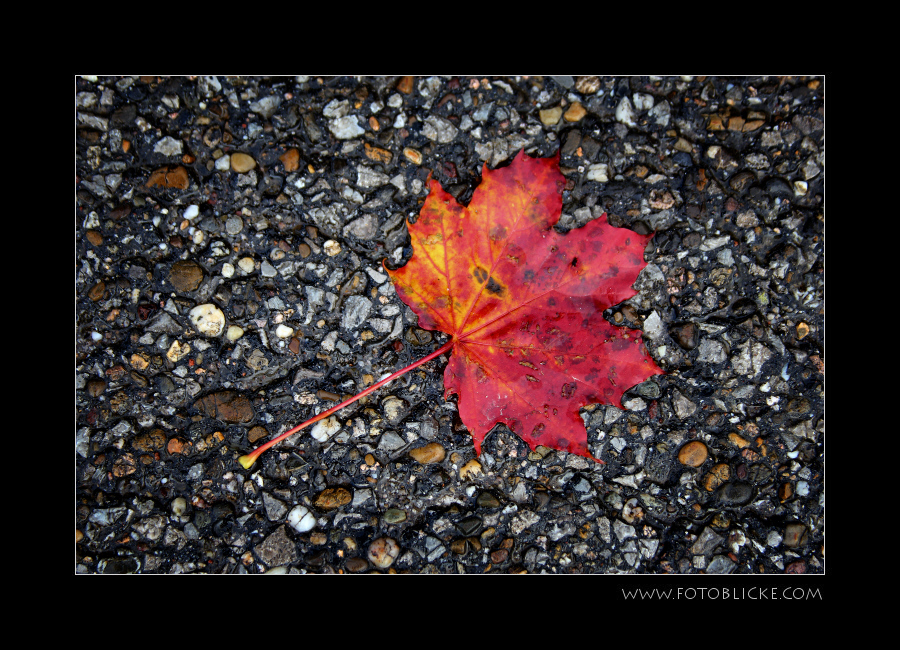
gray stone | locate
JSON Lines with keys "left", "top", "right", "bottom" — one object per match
{"left": 697, "top": 338, "right": 727, "bottom": 364}
{"left": 342, "top": 295, "right": 372, "bottom": 329}
{"left": 357, "top": 166, "right": 390, "bottom": 189}
{"left": 377, "top": 430, "right": 407, "bottom": 452}
{"left": 422, "top": 115, "right": 458, "bottom": 143}
{"left": 145, "top": 312, "right": 183, "bottom": 334}
{"left": 250, "top": 95, "right": 282, "bottom": 119}
{"left": 343, "top": 213, "right": 379, "bottom": 240}
{"left": 673, "top": 391, "right": 698, "bottom": 419}
{"left": 691, "top": 527, "right": 724, "bottom": 556}
{"left": 643, "top": 311, "right": 665, "bottom": 341}
{"left": 254, "top": 526, "right": 299, "bottom": 567}
{"left": 153, "top": 136, "right": 183, "bottom": 157}
{"left": 733, "top": 340, "right": 772, "bottom": 377}
{"left": 706, "top": 555, "right": 736, "bottom": 574}
{"left": 263, "top": 492, "right": 288, "bottom": 521}
{"left": 613, "top": 519, "right": 636, "bottom": 541}
{"left": 330, "top": 115, "right": 364, "bottom": 139}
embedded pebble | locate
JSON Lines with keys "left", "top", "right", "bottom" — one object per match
{"left": 287, "top": 505, "right": 316, "bottom": 533}
{"left": 188, "top": 304, "right": 225, "bottom": 337}
{"left": 231, "top": 152, "right": 256, "bottom": 173}
{"left": 226, "top": 325, "right": 244, "bottom": 341}
{"left": 275, "top": 324, "right": 294, "bottom": 339}
{"left": 367, "top": 537, "right": 400, "bottom": 569}
{"left": 171, "top": 497, "right": 187, "bottom": 516}
{"left": 310, "top": 416, "right": 341, "bottom": 442}
{"left": 342, "top": 295, "right": 372, "bottom": 329}
{"left": 409, "top": 442, "right": 446, "bottom": 464}
{"left": 238, "top": 257, "right": 255, "bottom": 274}
{"left": 678, "top": 440, "right": 708, "bottom": 467}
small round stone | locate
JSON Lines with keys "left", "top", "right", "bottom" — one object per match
{"left": 287, "top": 505, "right": 316, "bottom": 533}
{"left": 275, "top": 324, "right": 294, "bottom": 339}
{"left": 367, "top": 537, "right": 400, "bottom": 569}
{"left": 238, "top": 257, "right": 255, "bottom": 274}
{"left": 231, "top": 152, "right": 256, "bottom": 173}
{"left": 188, "top": 303, "right": 225, "bottom": 337}
{"left": 678, "top": 440, "right": 708, "bottom": 467}
{"left": 383, "top": 508, "right": 407, "bottom": 524}
{"left": 226, "top": 325, "right": 244, "bottom": 341}
{"left": 169, "top": 260, "right": 204, "bottom": 292}
{"left": 171, "top": 497, "right": 187, "bottom": 516}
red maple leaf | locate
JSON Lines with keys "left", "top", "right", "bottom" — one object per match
{"left": 387, "top": 150, "right": 664, "bottom": 460}
{"left": 238, "top": 150, "right": 663, "bottom": 470}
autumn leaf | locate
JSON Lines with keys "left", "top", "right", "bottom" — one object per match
{"left": 387, "top": 150, "right": 663, "bottom": 460}
{"left": 238, "top": 150, "right": 663, "bottom": 470}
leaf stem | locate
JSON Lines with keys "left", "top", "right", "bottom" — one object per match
{"left": 237, "top": 339, "right": 455, "bottom": 469}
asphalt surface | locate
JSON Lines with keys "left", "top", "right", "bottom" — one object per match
{"left": 75, "top": 75, "right": 824, "bottom": 576}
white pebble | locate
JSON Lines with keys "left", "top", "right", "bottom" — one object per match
{"left": 310, "top": 416, "right": 341, "bottom": 442}
{"left": 275, "top": 324, "right": 294, "bottom": 338}
{"left": 171, "top": 497, "right": 187, "bottom": 516}
{"left": 91, "top": 331, "right": 103, "bottom": 341}
{"left": 188, "top": 303, "right": 225, "bottom": 337}
{"left": 238, "top": 257, "right": 255, "bottom": 274}
{"left": 287, "top": 505, "right": 316, "bottom": 533}
{"left": 215, "top": 154, "right": 231, "bottom": 171}
{"left": 183, "top": 204, "right": 199, "bottom": 220}
{"left": 221, "top": 262, "right": 235, "bottom": 278}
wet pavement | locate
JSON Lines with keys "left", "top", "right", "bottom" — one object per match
{"left": 76, "top": 75, "right": 823, "bottom": 574}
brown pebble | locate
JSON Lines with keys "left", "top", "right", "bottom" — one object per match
{"left": 231, "top": 152, "right": 256, "bottom": 173}
{"left": 409, "top": 442, "right": 445, "bottom": 464}
{"left": 490, "top": 548, "right": 509, "bottom": 563}
{"left": 86, "top": 230, "right": 103, "bottom": 246}
{"left": 87, "top": 281, "right": 105, "bottom": 302}
{"left": 279, "top": 148, "right": 300, "bottom": 172}
{"left": 195, "top": 391, "right": 255, "bottom": 423}
{"left": 315, "top": 487, "right": 352, "bottom": 510}
{"left": 403, "top": 147, "right": 422, "bottom": 165}
{"left": 167, "top": 438, "right": 188, "bottom": 455}
{"left": 364, "top": 142, "right": 393, "bottom": 164}
{"left": 145, "top": 166, "right": 189, "bottom": 189}
{"left": 564, "top": 102, "right": 586, "bottom": 122}
{"left": 703, "top": 463, "right": 730, "bottom": 491}
{"left": 678, "top": 440, "right": 708, "bottom": 467}
{"left": 345, "top": 557, "right": 369, "bottom": 573}
{"left": 132, "top": 429, "right": 166, "bottom": 452}
{"left": 168, "top": 260, "right": 204, "bottom": 292}
{"left": 247, "top": 425, "right": 268, "bottom": 444}
{"left": 87, "top": 379, "right": 107, "bottom": 397}
{"left": 459, "top": 459, "right": 482, "bottom": 480}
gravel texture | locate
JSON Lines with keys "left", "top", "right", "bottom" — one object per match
{"left": 75, "top": 75, "right": 824, "bottom": 575}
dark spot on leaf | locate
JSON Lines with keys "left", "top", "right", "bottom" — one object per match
{"left": 474, "top": 266, "right": 488, "bottom": 283}
{"left": 485, "top": 276, "right": 504, "bottom": 296}
{"left": 571, "top": 257, "right": 578, "bottom": 267}
{"left": 561, "top": 382, "right": 576, "bottom": 399}
{"left": 532, "top": 423, "right": 545, "bottom": 437}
